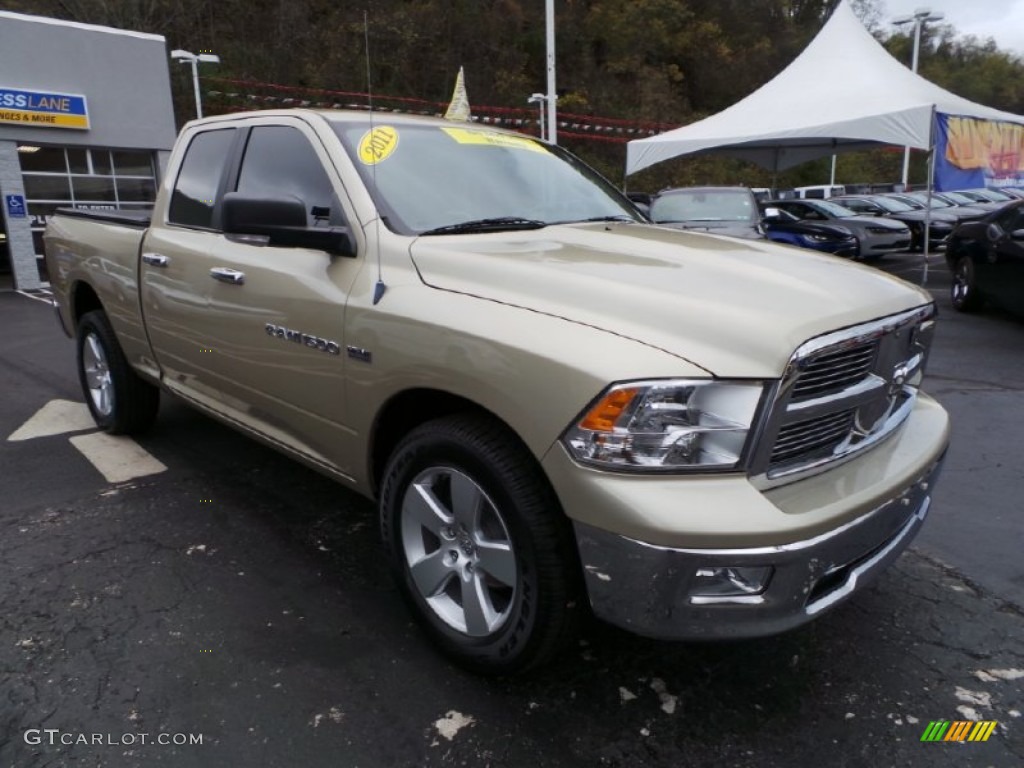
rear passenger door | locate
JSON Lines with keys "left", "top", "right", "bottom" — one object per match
{"left": 141, "top": 126, "right": 239, "bottom": 404}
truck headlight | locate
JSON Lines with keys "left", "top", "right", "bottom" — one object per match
{"left": 562, "top": 380, "right": 765, "bottom": 472}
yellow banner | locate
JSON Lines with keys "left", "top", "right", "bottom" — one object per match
{"left": 0, "top": 110, "right": 89, "bottom": 128}
{"left": 441, "top": 127, "right": 544, "bottom": 153}
{"left": 945, "top": 116, "right": 1024, "bottom": 173}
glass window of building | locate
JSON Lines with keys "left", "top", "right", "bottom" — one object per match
{"left": 18, "top": 144, "right": 159, "bottom": 282}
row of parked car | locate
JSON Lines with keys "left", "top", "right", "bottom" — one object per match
{"left": 635, "top": 184, "right": 1024, "bottom": 315}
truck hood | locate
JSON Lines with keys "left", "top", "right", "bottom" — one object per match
{"left": 408, "top": 223, "right": 931, "bottom": 378}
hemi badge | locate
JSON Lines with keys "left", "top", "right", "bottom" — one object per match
{"left": 346, "top": 345, "right": 372, "bottom": 363}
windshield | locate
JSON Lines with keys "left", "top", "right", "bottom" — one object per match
{"left": 981, "top": 188, "right": 1013, "bottom": 201}
{"left": 904, "top": 192, "right": 952, "bottom": 209}
{"left": 330, "top": 120, "right": 640, "bottom": 235}
{"left": 806, "top": 199, "right": 858, "bottom": 218}
{"left": 942, "top": 191, "right": 976, "bottom": 205}
{"left": 871, "top": 196, "right": 915, "bottom": 213}
{"left": 650, "top": 189, "right": 758, "bottom": 224}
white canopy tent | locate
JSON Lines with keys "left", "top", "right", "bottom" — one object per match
{"left": 625, "top": 0, "right": 1024, "bottom": 176}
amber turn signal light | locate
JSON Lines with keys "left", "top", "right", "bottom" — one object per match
{"left": 579, "top": 387, "right": 638, "bottom": 432}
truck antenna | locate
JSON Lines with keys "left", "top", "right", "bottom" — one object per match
{"left": 365, "top": 10, "right": 387, "bottom": 305}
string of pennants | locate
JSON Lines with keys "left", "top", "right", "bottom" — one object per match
{"left": 201, "top": 76, "right": 680, "bottom": 144}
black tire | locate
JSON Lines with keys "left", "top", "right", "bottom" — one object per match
{"left": 76, "top": 310, "right": 160, "bottom": 434}
{"left": 909, "top": 223, "right": 924, "bottom": 252}
{"left": 950, "top": 255, "right": 983, "bottom": 313}
{"left": 380, "top": 414, "right": 580, "bottom": 675}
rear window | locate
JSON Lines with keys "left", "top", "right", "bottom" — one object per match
{"left": 650, "top": 189, "right": 757, "bottom": 224}
{"left": 168, "top": 129, "right": 236, "bottom": 229}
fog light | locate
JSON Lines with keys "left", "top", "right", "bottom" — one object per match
{"left": 690, "top": 566, "right": 773, "bottom": 597}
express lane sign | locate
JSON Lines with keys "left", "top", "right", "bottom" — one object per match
{"left": 0, "top": 87, "right": 90, "bottom": 130}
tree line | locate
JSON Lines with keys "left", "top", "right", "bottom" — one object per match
{"left": 8, "top": 0, "right": 1024, "bottom": 190}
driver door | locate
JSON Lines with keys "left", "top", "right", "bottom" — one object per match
{"left": 988, "top": 205, "right": 1024, "bottom": 312}
{"left": 195, "top": 119, "right": 364, "bottom": 476}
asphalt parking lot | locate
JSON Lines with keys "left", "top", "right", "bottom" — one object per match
{"left": 1, "top": 252, "right": 1022, "bottom": 767}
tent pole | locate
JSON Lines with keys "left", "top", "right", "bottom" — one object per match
{"left": 922, "top": 106, "right": 937, "bottom": 286}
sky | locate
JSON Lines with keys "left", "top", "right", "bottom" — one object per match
{"left": 882, "top": 0, "right": 1024, "bottom": 56}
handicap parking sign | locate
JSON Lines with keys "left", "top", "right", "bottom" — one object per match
{"left": 5, "top": 194, "right": 27, "bottom": 218}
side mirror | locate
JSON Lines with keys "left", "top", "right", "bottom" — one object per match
{"left": 986, "top": 222, "right": 1005, "bottom": 243}
{"left": 222, "top": 193, "right": 355, "bottom": 256}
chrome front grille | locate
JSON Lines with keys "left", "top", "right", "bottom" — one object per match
{"left": 751, "top": 305, "right": 936, "bottom": 484}
{"left": 770, "top": 408, "right": 856, "bottom": 464}
{"left": 790, "top": 340, "right": 879, "bottom": 401}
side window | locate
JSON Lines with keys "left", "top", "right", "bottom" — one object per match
{"left": 168, "top": 129, "right": 236, "bottom": 229}
{"left": 236, "top": 126, "right": 339, "bottom": 227}
{"left": 1012, "top": 209, "right": 1024, "bottom": 232}
{"left": 996, "top": 206, "right": 1024, "bottom": 232}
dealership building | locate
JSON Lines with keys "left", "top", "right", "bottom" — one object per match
{"left": 0, "top": 11, "right": 177, "bottom": 291}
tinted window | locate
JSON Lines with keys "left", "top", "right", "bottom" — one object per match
{"left": 236, "top": 126, "right": 338, "bottom": 227}
{"left": 71, "top": 177, "right": 117, "bottom": 202}
{"left": 996, "top": 205, "right": 1024, "bottom": 231}
{"left": 18, "top": 147, "right": 66, "bottom": 173}
{"left": 169, "top": 129, "right": 236, "bottom": 229}
{"left": 113, "top": 151, "right": 154, "bottom": 176}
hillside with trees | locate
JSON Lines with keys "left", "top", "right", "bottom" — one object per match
{"left": 7, "top": 0, "right": 1023, "bottom": 190}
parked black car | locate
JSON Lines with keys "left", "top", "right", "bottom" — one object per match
{"left": 945, "top": 200, "right": 1024, "bottom": 313}
{"left": 891, "top": 191, "right": 993, "bottom": 219}
{"left": 830, "top": 194, "right": 956, "bottom": 251}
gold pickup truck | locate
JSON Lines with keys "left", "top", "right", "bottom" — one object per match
{"left": 45, "top": 110, "right": 950, "bottom": 674}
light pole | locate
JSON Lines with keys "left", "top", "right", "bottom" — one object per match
{"left": 893, "top": 8, "right": 943, "bottom": 188}
{"left": 527, "top": 93, "right": 546, "bottom": 138}
{"left": 544, "top": 0, "right": 557, "bottom": 144}
{"left": 171, "top": 49, "right": 221, "bottom": 119}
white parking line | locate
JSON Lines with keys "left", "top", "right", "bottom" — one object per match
{"left": 10, "top": 399, "right": 169, "bottom": 484}
{"left": 16, "top": 289, "right": 54, "bottom": 304}
{"left": 7, "top": 399, "right": 96, "bottom": 441}
{"left": 69, "top": 432, "right": 168, "bottom": 484}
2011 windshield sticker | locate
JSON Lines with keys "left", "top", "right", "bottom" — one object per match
{"left": 358, "top": 126, "right": 399, "bottom": 165}
{"left": 441, "top": 127, "right": 545, "bottom": 153}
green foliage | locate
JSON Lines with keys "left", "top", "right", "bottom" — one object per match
{"left": 6, "top": 0, "right": 1022, "bottom": 193}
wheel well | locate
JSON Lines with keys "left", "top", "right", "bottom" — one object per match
{"left": 945, "top": 243, "right": 964, "bottom": 271}
{"left": 71, "top": 282, "right": 103, "bottom": 328}
{"left": 370, "top": 389, "right": 514, "bottom": 496}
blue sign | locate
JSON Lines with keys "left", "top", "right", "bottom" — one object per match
{"left": 5, "top": 194, "right": 27, "bottom": 218}
{"left": 0, "top": 86, "right": 90, "bottom": 129}
{"left": 935, "top": 112, "right": 1024, "bottom": 191}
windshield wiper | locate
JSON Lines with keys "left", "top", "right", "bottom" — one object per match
{"left": 419, "top": 217, "right": 548, "bottom": 235}
{"left": 560, "top": 215, "right": 638, "bottom": 224}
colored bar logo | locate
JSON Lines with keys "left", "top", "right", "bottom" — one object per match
{"left": 920, "top": 720, "right": 998, "bottom": 742}
{"left": 0, "top": 86, "right": 90, "bottom": 130}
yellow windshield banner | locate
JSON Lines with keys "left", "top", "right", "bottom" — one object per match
{"left": 441, "top": 127, "right": 545, "bottom": 153}
{"left": 358, "top": 126, "right": 399, "bottom": 165}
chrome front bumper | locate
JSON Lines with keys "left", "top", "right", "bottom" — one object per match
{"left": 573, "top": 452, "right": 945, "bottom": 641}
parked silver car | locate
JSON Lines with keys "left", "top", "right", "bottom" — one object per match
{"left": 767, "top": 198, "right": 911, "bottom": 260}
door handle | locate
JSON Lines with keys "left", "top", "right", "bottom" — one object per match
{"left": 210, "top": 267, "right": 245, "bottom": 285}
{"left": 142, "top": 252, "right": 169, "bottom": 268}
